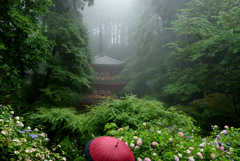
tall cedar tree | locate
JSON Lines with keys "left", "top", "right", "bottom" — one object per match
{"left": 36, "top": 0, "right": 96, "bottom": 107}
{"left": 0, "top": 0, "right": 52, "bottom": 105}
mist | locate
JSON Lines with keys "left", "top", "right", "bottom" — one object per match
{"left": 81, "top": 0, "right": 136, "bottom": 60}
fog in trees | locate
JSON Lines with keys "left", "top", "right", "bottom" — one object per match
{"left": 81, "top": 0, "right": 136, "bottom": 60}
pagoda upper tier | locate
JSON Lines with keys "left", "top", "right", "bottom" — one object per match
{"left": 92, "top": 55, "right": 125, "bottom": 77}
{"left": 89, "top": 55, "right": 127, "bottom": 98}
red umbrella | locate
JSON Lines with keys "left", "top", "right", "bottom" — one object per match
{"left": 84, "top": 136, "right": 136, "bottom": 161}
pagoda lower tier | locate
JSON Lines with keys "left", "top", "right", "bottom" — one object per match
{"left": 89, "top": 80, "right": 128, "bottom": 98}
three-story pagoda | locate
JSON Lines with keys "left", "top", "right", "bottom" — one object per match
{"left": 77, "top": 23, "right": 127, "bottom": 110}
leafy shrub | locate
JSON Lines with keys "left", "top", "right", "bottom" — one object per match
{"left": 84, "top": 95, "right": 195, "bottom": 137}
{"left": 0, "top": 105, "right": 66, "bottom": 160}
{"left": 73, "top": 156, "right": 86, "bottom": 161}
{"left": 106, "top": 122, "right": 240, "bottom": 160}
{"left": 26, "top": 107, "right": 87, "bottom": 160}
{"left": 26, "top": 107, "right": 86, "bottom": 141}
{"left": 187, "top": 93, "right": 237, "bottom": 132}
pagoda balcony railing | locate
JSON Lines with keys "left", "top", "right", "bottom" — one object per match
{"left": 97, "top": 77, "right": 116, "bottom": 80}
{"left": 88, "top": 95, "right": 118, "bottom": 99}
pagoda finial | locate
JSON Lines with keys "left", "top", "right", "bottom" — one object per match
{"left": 99, "top": 22, "right": 103, "bottom": 56}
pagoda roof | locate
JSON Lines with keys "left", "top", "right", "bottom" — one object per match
{"left": 93, "top": 55, "right": 125, "bottom": 65}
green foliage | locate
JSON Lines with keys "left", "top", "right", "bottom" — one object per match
{"left": 84, "top": 95, "right": 195, "bottom": 137}
{"left": 26, "top": 107, "right": 87, "bottom": 160}
{"left": 74, "top": 156, "right": 86, "bottom": 161}
{"left": 59, "top": 137, "right": 82, "bottom": 161}
{"left": 106, "top": 122, "right": 240, "bottom": 160}
{"left": 167, "top": 0, "right": 240, "bottom": 121}
{"left": 0, "top": 105, "right": 65, "bottom": 160}
{"left": 25, "top": 95, "right": 194, "bottom": 160}
{"left": 30, "top": 0, "right": 96, "bottom": 107}
{"left": 186, "top": 93, "right": 238, "bottom": 132}
{"left": 26, "top": 107, "right": 86, "bottom": 141}
{"left": 0, "top": 0, "right": 53, "bottom": 105}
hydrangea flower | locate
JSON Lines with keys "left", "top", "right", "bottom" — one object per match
{"left": 189, "top": 147, "right": 194, "bottom": 150}
{"left": 220, "top": 146, "right": 224, "bottom": 151}
{"left": 210, "top": 154, "right": 215, "bottom": 160}
{"left": 186, "top": 149, "right": 191, "bottom": 155}
{"left": 224, "top": 125, "right": 229, "bottom": 129}
{"left": 138, "top": 158, "right": 142, "bottom": 161}
{"left": 178, "top": 132, "right": 184, "bottom": 137}
{"left": 178, "top": 153, "right": 182, "bottom": 158}
{"left": 174, "top": 156, "right": 179, "bottom": 161}
{"left": 169, "top": 138, "right": 173, "bottom": 142}
{"left": 143, "top": 123, "right": 146, "bottom": 126}
{"left": 13, "top": 139, "right": 20, "bottom": 142}
{"left": 152, "top": 142, "right": 158, "bottom": 148}
{"left": 1, "top": 130, "right": 8, "bottom": 135}
{"left": 137, "top": 139, "right": 142, "bottom": 146}
{"left": 144, "top": 158, "right": 151, "bottom": 161}
{"left": 216, "top": 135, "right": 220, "bottom": 139}
{"left": 157, "top": 131, "right": 161, "bottom": 134}
{"left": 118, "top": 128, "right": 123, "bottom": 132}
{"left": 153, "top": 153, "right": 156, "bottom": 156}
{"left": 130, "top": 143, "right": 135, "bottom": 149}
{"left": 25, "top": 149, "right": 30, "bottom": 153}
{"left": 197, "top": 152, "right": 203, "bottom": 159}
{"left": 29, "top": 134, "right": 38, "bottom": 138}
{"left": 135, "top": 146, "right": 140, "bottom": 149}
{"left": 221, "top": 130, "right": 227, "bottom": 135}
{"left": 226, "top": 143, "right": 231, "bottom": 146}
{"left": 133, "top": 136, "right": 138, "bottom": 140}
{"left": 14, "top": 151, "right": 19, "bottom": 154}
{"left": 199, "top": 143, "right": 205, "bottom": 148}
{"left": 188, "top": 156, "right": 195, "bottom": 161}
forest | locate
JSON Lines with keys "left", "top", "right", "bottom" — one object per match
{"left": 1, "top": 0, "right": 240, "bottom": 160}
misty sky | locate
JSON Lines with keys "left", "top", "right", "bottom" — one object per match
{"left": 82, "top": 0, "right": 135, "bottom": 30}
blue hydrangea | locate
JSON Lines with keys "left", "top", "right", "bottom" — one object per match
{"left": 29, "top": 134, "right": 38, "bottom": 138}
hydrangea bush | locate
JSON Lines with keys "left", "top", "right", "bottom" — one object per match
{"left": 0, "top": 105, "right": 66, "bottom": 160}
{"left": 105, "top": 122, "right": 240, "bottom": 160}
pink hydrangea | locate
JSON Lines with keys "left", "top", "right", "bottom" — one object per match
{"left": 137, "top": 139, "right": 142, "bottom": 147}
{"left": 178, "top": 132, "right": 184, "bottom": 137}
{"left": 144, "top": 158, "right": 151, "bottom": 161}
{"left": 186, "top": 150, "right": 191, "bottom": 155}
{"left": 220, "top": 146, "right": 224, "bottom": 151}
{"left": 224, "top": 125, "right": 229, "bottom": 129}
{"left": 152, "top": 142, "right": 158, "bottom": 148}
{"left": 169, "top": 138, "right": 173, "bottom": 142}
{"left": 197, "top": 152, "right": 203, "bottom": 159}
{"left": 221, "top": 130, "right": 227, "bottom": 134}
{"left": 210, "top": 154, "right": 215, "bottom": 160}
